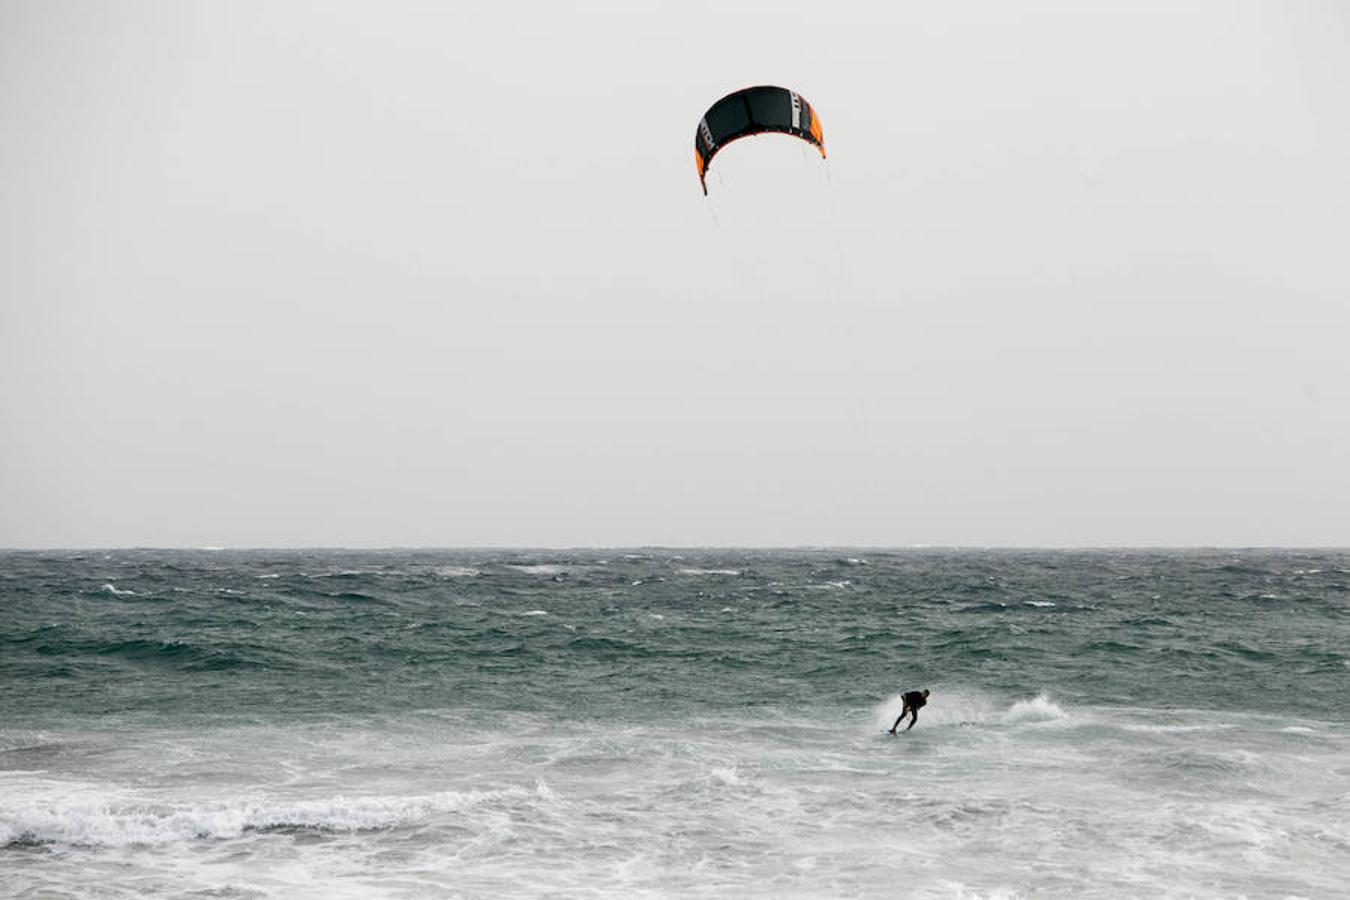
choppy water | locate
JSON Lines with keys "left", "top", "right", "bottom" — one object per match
{"left": 2, "top": 549, "right": 1348, "bottom": 898}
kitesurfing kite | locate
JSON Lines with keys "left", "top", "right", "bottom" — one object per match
{"left": 694, "top": 85, "right": 826, "bottom": 194}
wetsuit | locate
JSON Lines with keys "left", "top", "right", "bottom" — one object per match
{"left": 890, "top": 690, "right": 929, "bottom": 733}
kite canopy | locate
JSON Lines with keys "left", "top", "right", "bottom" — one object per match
{"left": 694, "top": 85, "right": 826, "bottom": 194}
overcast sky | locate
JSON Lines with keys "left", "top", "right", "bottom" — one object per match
{"left": 2, "top": 0, "right": 1348, "bottom": 548}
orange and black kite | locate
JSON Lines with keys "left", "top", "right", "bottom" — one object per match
{"left": 694, "top": 85, "right": 826, "bottom": 194}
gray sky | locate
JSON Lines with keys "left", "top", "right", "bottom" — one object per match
{"left": 3, "top": 0, "right": 1348, "bottom": 548}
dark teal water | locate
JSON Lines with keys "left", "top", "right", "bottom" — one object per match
{"left": 4, "top": 549, "right": 1347, "bottom": 724}
{"left": 3, "top": 549, "right": 1348, "bottom": 898}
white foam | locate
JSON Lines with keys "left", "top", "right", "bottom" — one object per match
{"left": 505, "top": 564, "right": 567, "bottom": 575}
{"left": 1024, "top": 600, "right": 1056, "bottom": 607}
{"left": 5, "top": 707, "right": 1345, "bottom": 899}
{"left": 519, "top": 610, "right": 549, "bottom": 617}
{"left": 1003, "top": 694, "right": 1069, "bottom": 724}
{"left": 676, "top": 568, "right": 740, "bottom": 576}
{"left": 1123, "top": 723, "right": 1227, "bottom": 734}
{"left": 434, "top": 566, "right": 480, "bottom": 577}
{"left": 927, "top": 882, "right": 1023, "bottom": 900}
{"left": 101, "top": 584, "right": 136, "bottom": 596}
{"left": 0, "top": 786, "right": 522, "bottom": 848}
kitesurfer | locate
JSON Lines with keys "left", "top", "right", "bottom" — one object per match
{"left": 889, "top": 689, "right": 930, "bottom": 733}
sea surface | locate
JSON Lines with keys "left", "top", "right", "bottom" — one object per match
{"left": 2, "top": 549, "right": 1347, "bottom": 899}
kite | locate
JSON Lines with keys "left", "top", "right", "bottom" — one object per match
{"left": 694, "top": 85, "right": 826, "bottom": 194}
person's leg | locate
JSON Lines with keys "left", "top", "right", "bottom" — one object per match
{"left": 890, "top": 704, "right": 912, "bottom": 733}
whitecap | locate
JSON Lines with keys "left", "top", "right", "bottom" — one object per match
{"left": 101, "top": 584, "right": 136, "bottom": 597}
{"left": 676, "top": 568, "right": 740, "bottom": 576}
{"left": 434, "top": 566, "right": 480, "bottom": 578}
{"left": 1024, "top": 600, "right": 1056, "bottom": 608}
{"left": 505, "top": 564, "right": 567, "bottom": 576}
{"left": 0, "top": 787, "right": 526, "bottom": 848}
{"left": 1004, "top": 694, "right": 1069, "bottom": 724}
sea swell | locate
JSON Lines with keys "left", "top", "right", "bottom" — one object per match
{"left": 2, "top": 549, "right": 1348, "bottom": 724}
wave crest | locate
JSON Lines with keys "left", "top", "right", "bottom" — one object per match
{"left": 1003, "top": 694, "right": 1069, "bottom": 724}
{"left": 0, "top": 788, "right": 522, "bottom": 849}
